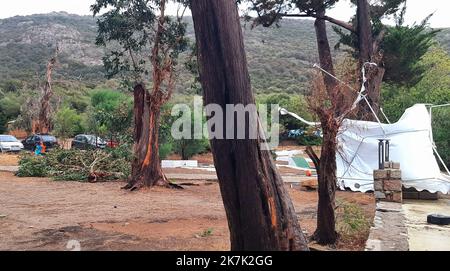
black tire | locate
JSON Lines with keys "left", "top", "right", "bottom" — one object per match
{"left": 427, "top": 214, "right": 450, "bottom": 225}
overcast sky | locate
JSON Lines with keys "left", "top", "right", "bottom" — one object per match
{"left": 0, "top": 0, "right": 449, "bottom": 28}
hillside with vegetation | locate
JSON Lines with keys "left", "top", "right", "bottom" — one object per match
{"left": 0, "top": 12, "right": 350, "bottom": 94}
{"left": 1, "top": 12, "right": 449, "bottom": 93}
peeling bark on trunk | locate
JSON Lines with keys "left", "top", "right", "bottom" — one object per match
{"left": 191, "top": 0, "right": 309, "bottom": 251}
{"left": 36, "top": 47, "right": 59, "bottom": 134}
{"left": 122, "top": 0, "right": 181, "bottom": 191}
{"left": 37, "top": 82, "right": 53, "bottom": 134}
{"left": 123, "top": 84, "right": 169, "bottom": 191}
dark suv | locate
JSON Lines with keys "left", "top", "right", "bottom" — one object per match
{"left": 71, "top": 135, "right": 107, "bottom": 150}
{"left": 22, "top": 134, "right": 59, "bottom": 151}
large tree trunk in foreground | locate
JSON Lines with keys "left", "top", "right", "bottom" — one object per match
{"left": 123, "top": 84, "right": 169, "bottom": 190}
{"left": 313, "top": 113, "right": 339, "bottom": 244}
{"left": 36, "top": 47, "right": 59, "bottom": 134}
{"left": 191, "top": 0, "right": 308, "bottom": 251}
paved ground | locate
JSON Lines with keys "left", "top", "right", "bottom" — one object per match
{"left": 365, "top": 201, "right": 409, "bottom": 251}
{"left": 403, "top": 199, "right": 450, "bottom": 251}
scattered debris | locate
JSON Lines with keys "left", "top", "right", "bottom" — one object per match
{"left": 200, "top": 228, "right": 214, "bottom": 237}
{"left": 300, "top": 179, "right": 318, "bottom": 191}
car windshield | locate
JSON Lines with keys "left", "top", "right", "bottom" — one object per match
{"left": 41, "top": 135, "right": 57, "bottom": 142}
{"left": 85, "top": 135, "right": 106, "bottom": 144}
{"left": 0, "top": 135, "right": 18, "bottom": 142}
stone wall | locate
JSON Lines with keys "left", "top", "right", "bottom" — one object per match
{"left": 373, "top": 162, "right": 402, "bottom": 203}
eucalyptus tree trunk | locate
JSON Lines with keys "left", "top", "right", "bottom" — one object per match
{"left": 36, "top": 47, "right": 59, "bottom": 134}
{"left": 190, "top": 0, "right": 309, "bottom": 251}
{"left": 123, "top": 84, "right": 168, "bottom": 191}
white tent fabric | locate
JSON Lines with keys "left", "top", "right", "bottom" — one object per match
{"left": 336, "top": 104, "right": 450, "bottom": 194}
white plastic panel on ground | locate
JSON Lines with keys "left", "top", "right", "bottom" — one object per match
{"left": 161, "top": 160, "right": 198, "bottom": 168}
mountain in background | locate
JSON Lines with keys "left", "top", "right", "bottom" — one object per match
{"left": 0, "top": 12, "right": 449, "bottom": 94}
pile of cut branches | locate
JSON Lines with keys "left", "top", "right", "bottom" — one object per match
{"left": 17, "top": 148, "right": 131, "bottom": 182}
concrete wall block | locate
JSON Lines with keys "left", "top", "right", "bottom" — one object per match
{"left": 392, "top": 162, "right": 401, "bottom": 169}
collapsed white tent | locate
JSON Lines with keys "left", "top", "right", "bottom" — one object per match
{"left": 336, "top": 104, "right": 450, "bottom": 194}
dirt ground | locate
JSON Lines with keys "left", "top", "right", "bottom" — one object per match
{"left": 0, "top": 152, "right": 374, "bottom": 251}
{"left": 0, "top": 171, "right": 374, "bottom": 251}
{"left": 0, "top": 154, "right": 19, "bottom": 166}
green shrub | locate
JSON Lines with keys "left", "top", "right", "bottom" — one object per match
{"left": 297, "top": 134, "right": 322, "bottom": 146}
{"left": 432, "top": 108, "right": 450, "bottom": 169}
{"left": 173, "top": 138, "right": 209, "bottom": 160}
{"left": 296, "top": 127, "right": 323, "bottom": 146}
{"left": 159, "top": 142, "right": 173, "bottom": 160}
{"left": 54, "top": 107, "right": 84, "bottom": 139}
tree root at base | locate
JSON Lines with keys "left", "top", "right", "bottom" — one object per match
{"left": 310, "top": 230, "right": 339, "bottom": 246}
{"left": 121, "top": 178, "right": 184, "bottom": 191}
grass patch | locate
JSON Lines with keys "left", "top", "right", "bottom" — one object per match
{"left": 335, "top": 199, "right": 372, "bottom": 250}
{"left": 200, "top": 228, "right": 214, "bottom": 237}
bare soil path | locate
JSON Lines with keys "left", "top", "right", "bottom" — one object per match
{"left": 0, "top": 171, "right": 374, "bottom": 251}
{"left": 0, "top": 153, "right": 374, "bottom": 251}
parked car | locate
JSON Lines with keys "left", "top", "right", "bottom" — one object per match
{"left": 22, "top": 134, "right": 59, "bottom": 151}
{"left": 71, "top": 135, "right": 107, "bottom": 150}
{"left": 287, "top": 129, "right": 305, "bottom": 139}
{"left": 0, "top": 135, "right": 24, "bottom": 153}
